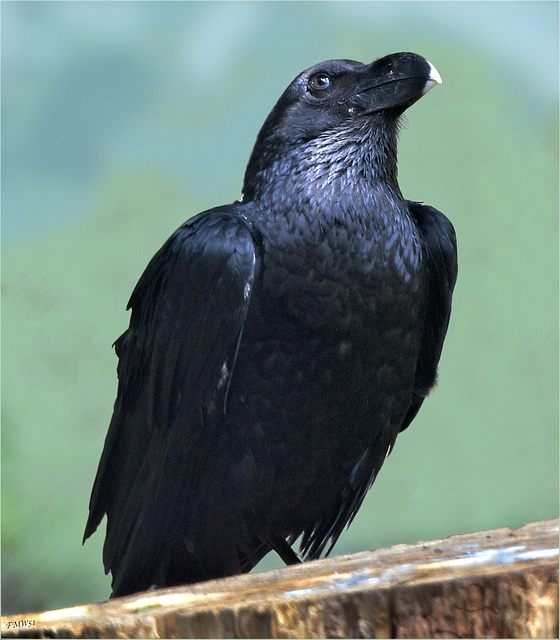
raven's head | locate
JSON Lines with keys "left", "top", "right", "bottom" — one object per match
{"left": 243, "top": 53, "right": 441, "bottom": 201}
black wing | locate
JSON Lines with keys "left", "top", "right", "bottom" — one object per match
{"left": 400, "top": 201, "right": 458, "bottom": 431}
{"left": 83, "top": 206, "right": 258, "bottom": 596}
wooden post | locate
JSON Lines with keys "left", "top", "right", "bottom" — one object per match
{"left": 2, "top": 519, "right": 558, "bottom": 638}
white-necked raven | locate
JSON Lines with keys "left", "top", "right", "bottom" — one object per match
{"left": 84, "top": 52, "right": 458, "bottom": 598}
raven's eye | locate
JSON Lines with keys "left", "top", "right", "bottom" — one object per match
{"left": 308, "top": 74, "right": 331, "bottom": 91}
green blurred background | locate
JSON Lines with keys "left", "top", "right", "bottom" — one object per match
{"left": 2, "top": 1, "right": 558, "bottom": 615}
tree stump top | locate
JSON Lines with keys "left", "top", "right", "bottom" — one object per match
{"left": 2, "top": 519, "right": 558, "bottom": 638}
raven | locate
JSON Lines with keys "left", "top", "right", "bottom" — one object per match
{"left": 84, "top": 52, "right": 457, "bottom": 598}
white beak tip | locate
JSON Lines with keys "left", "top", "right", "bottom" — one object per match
{"left": 427, "top": 60, "right": 442, "bottom": 85}
{"left": 421, "top": 60, "right": 442, "bottom": 95}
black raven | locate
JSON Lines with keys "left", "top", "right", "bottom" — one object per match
{"left": 84, "top": 52, "right": 457, "bottom": 598}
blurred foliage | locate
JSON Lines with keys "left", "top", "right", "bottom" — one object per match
{"left": 2, "top": 1, "right": 558, "bottom": 615}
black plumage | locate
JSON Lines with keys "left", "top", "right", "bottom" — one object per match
{"left": 84, "top": 52, "right": 458, "bottom": 598}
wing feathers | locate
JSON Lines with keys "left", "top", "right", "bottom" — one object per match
{"left": 84, "top": 207, "right": 258, "bottom": 593}
{"left": 407, "top": 201, "right": 457, "bottom": 397}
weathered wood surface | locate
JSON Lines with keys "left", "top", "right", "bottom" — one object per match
{"left": 2, "top": 519, "right": 558, "bottom": 639}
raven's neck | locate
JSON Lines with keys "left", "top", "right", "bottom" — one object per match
{"left": 242, "top": 115, "right": 403, "bottom": 205}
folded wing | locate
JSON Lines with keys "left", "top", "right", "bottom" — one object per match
{"left": 83, "top": 206, "right": 257, "bottom": 596}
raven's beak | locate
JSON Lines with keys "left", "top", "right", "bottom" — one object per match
{"left": 350, "top": 52, "right": 442, "bottom": 115}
